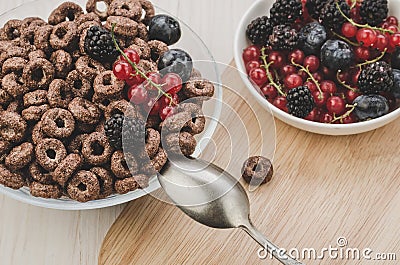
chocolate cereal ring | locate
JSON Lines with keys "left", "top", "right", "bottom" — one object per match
{"left": 86, "top": 0, "right": 113, "bottom": 21}
{"left": 141, "top": 147, "right": 167, "bottom": 174}
{"left": 22, "top": 104, "right": 50, "bottom": 121}
{"left": 137, "top": 23, "right": 148, "bottom": 41}
{"left": 50, "top": 50, "right": 73, "bottom": 78}
{"left": 34, "top": 25, "right": 54, "bottom": 55}
{"left": 49, "top": 21, "right": 78, "bottom": 51}
{"left": 68, "top": 133, "right": 87, "bottom": 154}
{"left": 77, "top": 20, "right": 101, "bottom": 36}
{"left": 148, "top": 40, "right": 168, "bottom": 62}
{"left": 75, "top": 56, "right": 105, "bottom": 80}
{"left": 2, "top": 57, "right": 27, "bottom": 76}
{"left": 130, "top": 38, "right": 150, "bottom": 59}
{"left": 75, "top": 12, "right": 101, "bottom": 25}
{"left": 139, "top": 0, "right": 155, "bottom": 25}
{"left": 161, "top": 111, "right": 192, "bottom": 133}
{"left": 28, "top": 50, "right": 47, "bottom": 61}
{"left": 23, "top": 89, "right": 48, "bottom": 108}
{"left": 137, "top": 59, "right": 157, "bottom": 74}
{"left": 3, "top": 20, "right": 22, "bottom": 41}
{"left": 93, "top": 71, "right": 125, "bottom": 99}
{"left": 22, "top": 58, "right": 55, "bottom": 89}
{"left": 114, "top": 176, "right": 138, "bottom": 194}
{"left": 164, "top": 131, "right": 196, "bottom": 157}
{"left": 2, "top": 73, "right": 29, "bottom": 99}
{"left": 105, "top": 16, "right": 138, "bottom": 38}
{"left": 67, "top": 170, "right": 100, "bottom": 202}
{"left": 90, "top": 167, "right": 114, "bottom": 198}
{"left": 241, "top": 156, "right": 273, "bottom": 185}
{"left": 76, "top": 122, "right": 97, "bottom": 134}
{"left": 41, "top": 108, "right": 75, "bottom": 139}
{"left": 66, "top": 70, "right": 92, "bottom": 99}
{"left": 68, "top": 97, "right": 101, "bottom": 125}
{"left": 82, "top": 132, "right": 113, "bottom": 166}
{"left": 145, "top": 128, "right": 160, "bottom": 159}
{"left": 0, "top": 111, "right": 27, "bottom": 143}
{"left": 6, "top": 101, "right": 23, "bottom": 113}
{"left": 31, "top": 121, "right": 47, "bottom": 145}
{"left": 47, "top": 79, "right": 73, "bottom": 108}
{"left": 0, "top": 140, "right": 11, "bottom": 160}
{"left": 104, "top": 100, "right": 139, "bottom": 120}
{"left": 53, "top": 153, "right": 83, "bottom": 186}
{"left": 0, "top": 89, "right": 12, "bottom": 106}
{"left": 48, "top": 2, "right": 84, "bottom": 25}
{"left": 30, "top": 182, "right": 62, "bottom": 199}
{"left": 0, "top": 164, "right": 25, "bottom": 190}
{"left": 107, "top": 0, "right": 142, "bottom": 21}
{"left": 21, "top": 17, "right": 46, "bottom": 29}
{"left": 35, "top": 138, "right": 67, "bottom": 171}
{"left": 183, "top": 79, "right": 215, "bottom": 99}
{"left": 146, "top": 115, "right": 161, "bottom": 130}
{"left": 28, "top": 163, "right": 54, "bottom": 184}
{"left": 5, "top": 142, "right": 34, "bottom": 171}
{"left": 111, "top": 151, "right": 138, "bottom": 179}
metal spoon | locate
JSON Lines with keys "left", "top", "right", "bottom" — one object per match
{"left": 158, "top": 156, "right": 305, "bottom": 265}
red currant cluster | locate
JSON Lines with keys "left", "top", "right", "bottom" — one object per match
{"left": 112, "top": 48, "right": 183, "bottom": 121}
{"left": 243, "top": 1, "right": 400, "bottom": 124}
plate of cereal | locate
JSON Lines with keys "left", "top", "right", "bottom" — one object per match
{"left": 0, "top": 0, "right": 222, "bottom": 210}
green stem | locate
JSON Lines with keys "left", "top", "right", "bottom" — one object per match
{"left": 111, "top": 23, "right": 175, "bottom": 105}
{"left": 336, "top": 70, "right": 357, "bottom": 92}
{"left": 332, "top": 31, "right": 360, "bottom": 46}
{"left": 290, "top": 59, "right": 323, "bottom": 99}
{"left": 331, "top": 104, "right": 357, "bottom": 124}
{"left": 260, "top": 47, "right": 286, "bottom": 96}
{"left": 356, "top": 48, "right": 387, "bottom": 68}
{"left": 336, "top": 2, "right": 394, "bottom": 34}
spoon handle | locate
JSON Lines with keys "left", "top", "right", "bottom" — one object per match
{"left": 241, "top": 220, "right": 305, "bottom": 265}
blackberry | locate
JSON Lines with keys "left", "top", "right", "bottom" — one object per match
{"left": 298, "top": 22, "right": 327, "bottom": 55}
{"left": 269, "top": 25, "right": 298, "bottom": 51}
{"left": 319, "top": 0, "right": 350, "bottom": 31}
{"left": 286, "top": 86, "right": 315, "bottom": 118}
{"left": 246, "top": 16, "right": 273, "bottom": 46}
{"left": 360, "top": 0, "right": 388, "bottom": 27}
{"left": 321, "top": 39, "right": 354, "bottom": 71}
{"left": 305, "top": 0, "right": 327, "bottom": 20}
{"left": 84, "top": 26, "right": 119, "bottom": 63}
{"left": 269, "top": 0, "right": 303, "bottom": 26}
{"left": 104, "top": 114, "right": 146, "bottom": 150}
{"left": 358, "top": 61, "right": 394, "bottom": 94}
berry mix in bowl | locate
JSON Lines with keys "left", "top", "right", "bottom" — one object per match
{"left": 0, "top": 0, "right": 221, "bottom": 209}
{"left": 234, "top": 0, "right": 400, "bottom": 135}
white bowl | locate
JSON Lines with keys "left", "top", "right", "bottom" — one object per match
{"left": 234, "top": 0, "right": 400, "bottom": 136}
{"left": 0, "top": 0, "right": 222, "bottom": 210}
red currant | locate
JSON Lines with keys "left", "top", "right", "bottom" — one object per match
{"left": 312, "top": 72, "right": 324, "bottom": 83}
{"left": 246, "top": 60, "right": 261, "bottom": 74}
{"left": 322, "top": 67, "right": 335, "bottom": 80}
{"left": 159, "top": 105, "right": 175, "bottom": 120}
{"left": 373, "top": 33, "right": 389, "bottom": 52}
{"left": 120, "top": 48, "right": 140, "bottom": 64}
{"left": 389, "top": 33, "right": 400, "bottom": 48}
{"left": 143, "top": 97, "right": 162, "bottom": 115}
{"left": 304, "top": 81, "right": 318, "bottom": 93}
{"left": 249, "top": 68, "right": 268, "bottom": 86}
{"left": 143, "top": 72, "right": 162, "bottom": 91}
{"left": 312, "top": 91, "right": 329, "bottom": 107}
{"left": 128, "top": 85, "right": 148, "bottom": 104}
{"left": 303, "top": 55, "right": 320, "bottom": 73}
{"left": 126, "top": 74, "right": 145, "bottom": 86}
{"left": 298, "top": 70, "right": 308, "bottom": 81}
{"left": 280, "top": 65, "right": 297, "bottom": 77}
{"left": 387, "top": 25, "right": 399, "bottom": 34}
{"left": 243, "top": 45, "right": 261, "bottom": 63}
{"left": 261, "top": 84, "right": 278, "bottom": 100}
{"left": 326, "top": 96, "right": 346, "bottom": 115}
{"left": 160, "top": 93, "right": 180, "bottom": 108}
{"left": 320, "top": 80, "right": 337, "bottom": 94}
{"left": 351, "top": 68, "right": 361, "bottom": 85}
{"left": 341, "top": 22, "right": 358, "bottom": 38}
{"left": 337, "top": 71, "right": 350, "bottom": 84}
{"left": 387, "top": 16, "right": 399, "bottom": 26}
{"left": 356, "top": 28, "right": 377, "bottom": 47}
{"left": 273, "top": 96, "right": 288, "bottom": 112}
{"left": 342, "top": 114, "right": 356, "bottom": 124}
{"left": 320, "top": 111, "right": 334, "bottom": 123}
{"left": 305, "top": 108, "right": 321, "bottom": 122}
{"left": 162, "top": 73, "right": 183, "bottom": 94}
{"left": 354, "top": 46, "right": 371, "bottom": 62}
{"left": 288, "top": 49, "right": 305, "bottom": 65}
{"left": 345, "top": 90, "right": 360, "bottom": 103}
{"left": 113, "top": 60, "right": 133, "bottom": 80}
{"left": 284, "top": 74, "right": 303, "bottom": 89}
{"left": 268, "top": 51, "right": 286, "bottom": 69}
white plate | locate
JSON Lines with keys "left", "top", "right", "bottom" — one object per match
{"left": 0, "top": 0, "right": 222, "bottom": 210}
{"left": 234, "top": 0, "right": 400, "bottom": 136}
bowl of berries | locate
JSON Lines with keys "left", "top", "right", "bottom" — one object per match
{"left": 234, "top": 0, "right": 400, "bottom": 135}
{"left": 0, "top": 0, "right": 221, "bottom": 210}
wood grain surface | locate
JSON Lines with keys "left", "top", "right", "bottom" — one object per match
{"left": 99, "top": 63, "right": 400, "bottom": 265}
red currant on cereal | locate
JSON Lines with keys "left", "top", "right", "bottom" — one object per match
{"left": 143, "top": 98, "right": 162, "bottom": 116}
{"left": 162, "top": 73, "right": 183, "bottom": 94}
{"left": 143, "top": 72, "right": 162, "bottom": 91}
{"left": 160, "top": 93, "right": 180, "bottom": 108}
{"left": 243, "top": 45, "right": 261, "bottom": 63}
{"left": 126, "top": 74, "right": 146, "bottom": 86}
{"left": 249, "top": 68, "right": 268, "bottom": 86}
{"left": 159, "top": 105, "right": 175, "bottom": 120}
{"left": 326, "top": 96, "right": 346, "bottom": 115}
{"left": 288, "top": 49, "right": 305, "bottom": 65}
{"left": 120, "top": 48, "right": 140, "bottom": 64}
{"left": 113, "top": 60, "right": 133, "bottom": 80}
{"left": 284, "top": 74, "right": 303, "bottom": 89}
{"left": 303, "top": 55, "right": 320, "bottom": 73}
{"left": 128, "top": 84, "right": 148, "bottom": 105}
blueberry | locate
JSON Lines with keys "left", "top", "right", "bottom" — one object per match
{"left": 148, "top": 15, "right": 181, "bottom": 46}
{"left": 392, "top": 69, "right": 400, "bottom": 99}
{"left": 158, "top": 49, "right": 193, "bottom": 82}
{"left": 321, "top": 40, "right": 354, "bottom": 71}
{"left": 353, "top": 95, "right": 389, "bottom": 121}
{"left": 391, "top": 47, "right": 400, "bottom": 70}
{"left": 298, "top": 22, "right": 327, "bottom": 55}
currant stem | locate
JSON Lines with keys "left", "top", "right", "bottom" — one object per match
{"left": 332, "top": 31, "right": 360, "bottom": 46}
{"left": 356, "top": 48, "right": 387, "bottom": 68}
{"left": 111, "top": 23, "right": 175, "bottom": 104}
{"left": 260, "top": 47, "right": 286, "bottom": 96}
{"left": 331, "top": 104, "right": 357, "bottom": 123}
{"left": 290, "top": 59, "right": 323, "bottom": 99}
{"left": 336, "top": 70, "right": 358, "bottom": 92}
{"left": 336, "top": 2, "right": 394, "bottom": 34}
